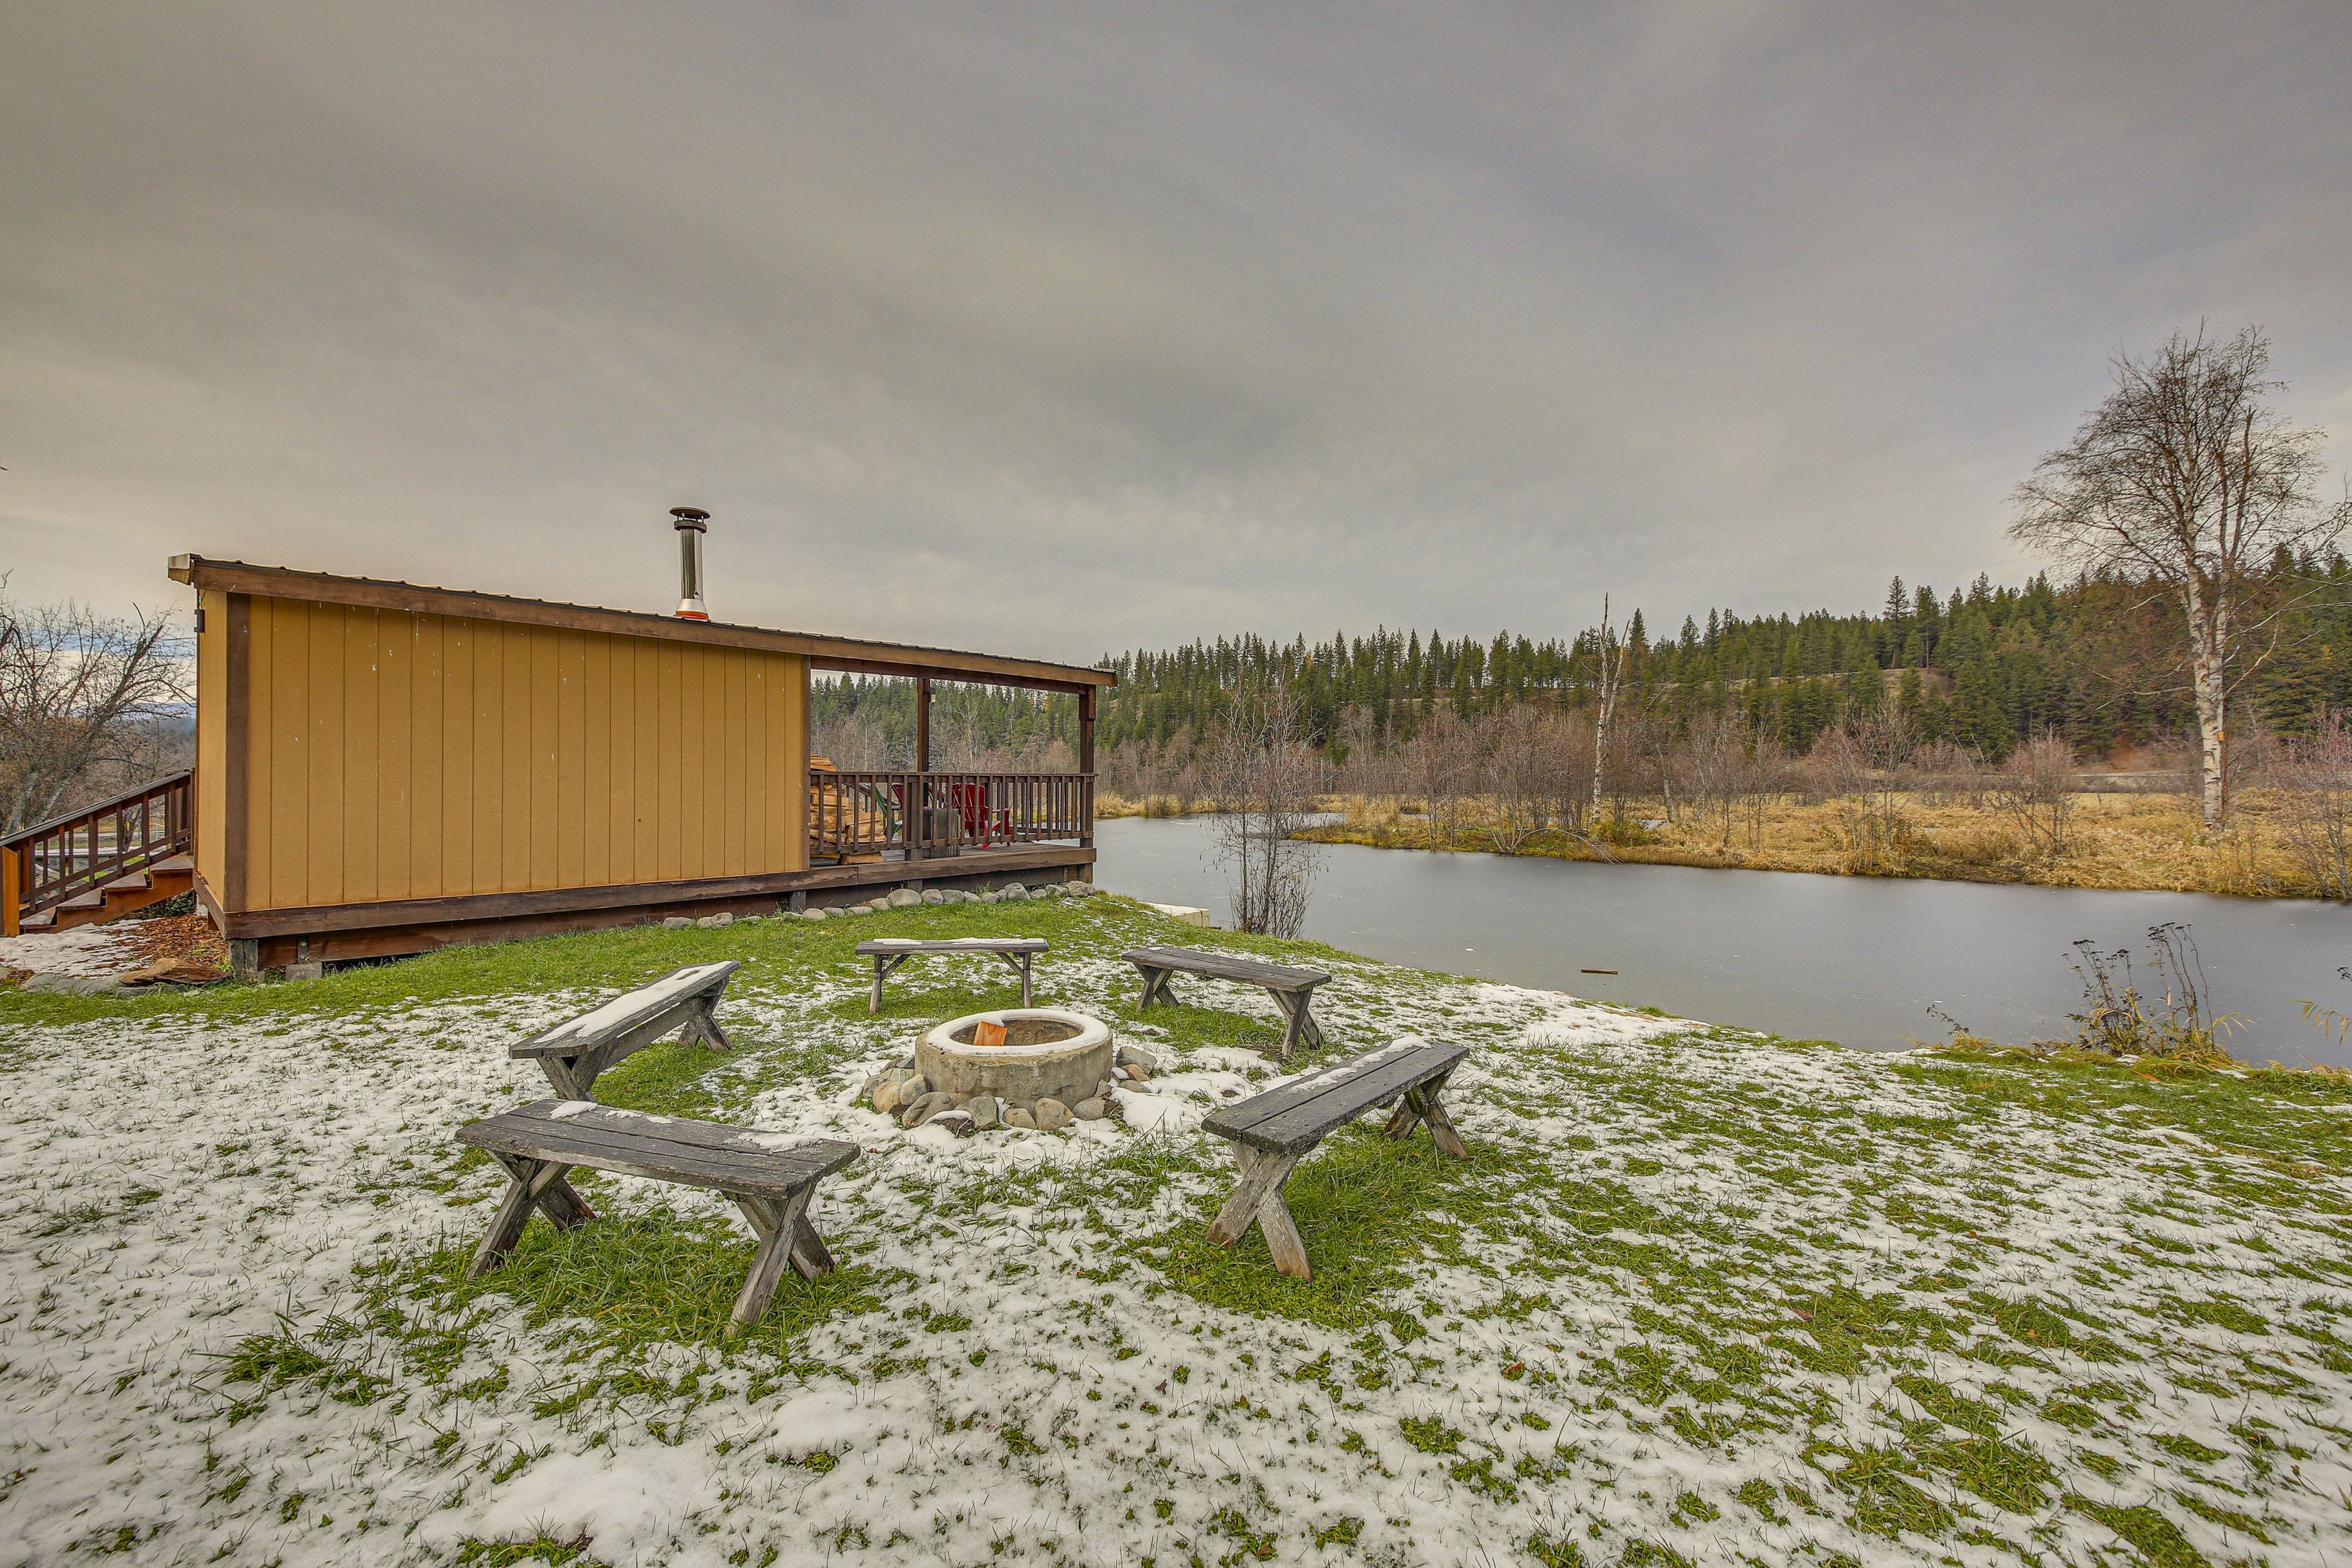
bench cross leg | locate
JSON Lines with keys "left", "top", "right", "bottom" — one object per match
{"left": 1135, "top": 965, "right": 1179, "bottom": 1013}
{"left": 1268, "top": 988, "right": 1324, "bottom": 1057}
{"left": 678, "top": 994, "right": 734, "bottom": 1052}
{"left": 1204, "top": 1144, "right": 1314, "bottom": 1279}
{"left": 467, "top": 1154, "right": 596, "bottom": 1280}
{"left": 726, "top": 1178, "right": 825, "bottom": 1337}
{"left": 868, "top": 953, "right": 914, "bottom": 1014}
{"left": 1380, "top": 1067, "right": 1469, "bottom": 1158}
{"left": 994, "top": 950, "right": 1035, "bottom": 1007}
{"left": 728, "top": 1186, "right": 839, "bottom": 1282}
{"left": 538, "top": 1051, "right": 593, "bottom": 1101}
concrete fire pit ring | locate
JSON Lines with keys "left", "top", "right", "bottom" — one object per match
{"left": 916, "top": 1007, "right": 1113, "bottom": 1110}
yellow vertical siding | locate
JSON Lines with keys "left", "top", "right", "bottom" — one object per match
{"left": 232, "top": 596, "right": 806, "bottom": 910}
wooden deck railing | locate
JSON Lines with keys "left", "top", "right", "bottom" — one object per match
{"left": 2, "top": 771, "right": 194, "bottom": 935}
{"left": 808, "top": 769, "right": 1092, "bottom": 862}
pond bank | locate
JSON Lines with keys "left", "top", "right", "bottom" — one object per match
{"left": 1294, "top": 790, "right": 2336, "bottom": 898}
{"left": 1093, "top": 814, "right": 2352, "bottom": 1067}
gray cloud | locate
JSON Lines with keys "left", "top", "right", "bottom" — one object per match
{"left": 3, "top": 1, "right": 2347, "bottom": 659}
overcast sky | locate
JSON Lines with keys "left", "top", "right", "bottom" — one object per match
{"left": 4, "top": 2, "right": 2348, "bottom": 664}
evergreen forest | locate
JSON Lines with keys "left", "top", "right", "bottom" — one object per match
{"left": 812, "top": 555, "right": 2352, "bottom": 770}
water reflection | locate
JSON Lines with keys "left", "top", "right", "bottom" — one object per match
{"left": 1093, "top": 815, "right": 2352, "bottom": 1067}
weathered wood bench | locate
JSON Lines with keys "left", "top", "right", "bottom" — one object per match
{"left": 1199, "top": 1035, "right": 1471, "bottom": 1279}
{"left": 509, "top": 961, "right": 740, "bottom": 1099}
{"left": 455, "top": 1098, "right": 860, "bottom": 1336}
{"left": 854, "top": 937, "right": 1049, "bottom": 1014}
{"left": 1122, "top": 945, "right": 1330, "bottom": 1056}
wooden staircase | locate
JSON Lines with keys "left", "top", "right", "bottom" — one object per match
{"left": 18, "top": 855, "right": 196, "bottom": 933}
{"left": 3, "top": 773, "right": 195, "bottom": 938}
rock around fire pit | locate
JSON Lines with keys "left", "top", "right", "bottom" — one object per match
{"left": 864, "top": 1007, "right": 1158, "bottom": 1134}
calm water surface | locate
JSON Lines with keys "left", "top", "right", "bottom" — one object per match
{"left": 1092, "top": 815, "right": 2352, "bottom": 1067}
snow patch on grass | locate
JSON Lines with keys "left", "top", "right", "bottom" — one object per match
{"left": 2, "top": 896, "right": 2348, "bottom": 1567}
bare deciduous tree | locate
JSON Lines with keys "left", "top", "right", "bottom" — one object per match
{"left": 812, "top": 709, "right": 891, "bottom": 771}
{"left": 1682, "top": 709, "right": 1746, "bottom": 848}
{"left": 1588, "top": 596, "right": 1627, "bottom": 821}
{"left": 2010, "top": 326, "right": 2349, "bottom": 830}
{"left": 1205, "top": 683, "right": 1326, "bottom": 937}
{"left": 1990, "top": 732, "right": 2079, "bottom": 862}
{"left": 2275, "top": 712, "right": 2352, "bottom": 899}
{"left": 1412, "top": 710, "right": 1476, "bottom": 847}
{"left": 1810, "top": 727, "right": 1876, "bottom": 862}
{"left": 1480, "top": 704, "right": 1581, "bottom": 854}
{"left": 1852, "top": 705, "right": 1916, "bottom": 861}
{"left": 1540, "top": 707, "right": 1597, "bottom": 839}
{"left": 0, "top": 590, "right": 189, "bottom": 831}
{"left": 1732, "top": 733, "right": 1787, "bottom": 852}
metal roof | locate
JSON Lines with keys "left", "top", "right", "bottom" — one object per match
{"left": 167, "top": 556, "right": 1117, "bottom": 693}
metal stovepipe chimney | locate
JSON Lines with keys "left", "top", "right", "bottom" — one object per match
{"left": 671, "top": 507, "right": 710, "bottom": 620}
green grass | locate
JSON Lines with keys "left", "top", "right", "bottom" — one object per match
{"left": 374, "top": 1213, "right": 894, "bottom": 1355}
{"left": 1105, "top": 1125, "right": 1518, "bottom": 1330}
{"left": 453, "top": 1536, "right": 604, "bottom": 1567}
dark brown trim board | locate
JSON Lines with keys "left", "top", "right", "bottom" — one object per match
{"left": 222, "top": 592, "right": 250, "bottom": 911}
{"left": 168, "top": 556, "right": 1117, "bottom": 694}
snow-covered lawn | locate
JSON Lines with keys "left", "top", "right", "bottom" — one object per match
{"left": 3, "top": 896, "right": 2349, "bottom": 1567}
{"left": 0, "top": 922, "right": 149, "bottom": 978}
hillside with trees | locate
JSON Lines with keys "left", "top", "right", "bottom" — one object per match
{"left": 816, "top": 552, "right": 2352, "bottom": 785}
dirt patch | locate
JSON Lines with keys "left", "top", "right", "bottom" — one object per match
{"left": 115, "top": 914, "right": 230, "bottom": 972}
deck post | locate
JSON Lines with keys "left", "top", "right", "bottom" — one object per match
{"left": 915, "top": 677, "right": 930, "bottom": 773}
{"left": 911, "top": 677, "right": 931, "bottom": 865}
{"left": 1078, "top": 687, "right": 1096, "bottom": 850}
{"left": 1, "top": 845, "right": 19, "bottom": 938}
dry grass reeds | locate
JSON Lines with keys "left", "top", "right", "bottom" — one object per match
{"left": 1299, "top": 789, "right": 2340, "bottom": 897}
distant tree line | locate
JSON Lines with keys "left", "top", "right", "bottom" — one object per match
{"left": 1087, "top": 553, "right": 2352, "bottom": 767}
{"left": 808, "top": 549, "right": 2352, "bottom": 806}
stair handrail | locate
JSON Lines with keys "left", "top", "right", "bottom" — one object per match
{"left": 1, "top": 770, "right": 194, "bottom": 852}
{"left": 3, "top": 770, "right": 196, "bottom": 933}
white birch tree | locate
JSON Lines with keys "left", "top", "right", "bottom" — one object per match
{"left": 2010, "top": 326, "right": 2346, "bottom": 830}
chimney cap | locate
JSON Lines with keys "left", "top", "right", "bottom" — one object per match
{"left": 670, "top": 506, "right": 709, "bottom": 530}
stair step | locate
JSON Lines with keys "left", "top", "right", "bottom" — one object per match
{"left": 62, "top": 892, "right": 105, "bottom": 909}
{"left": 103, "top": 875, "right": 152, "bottom": 893}
{"left": 19, "top": 910, "right": 56, "bottom": 929}
{"left": 149, "top": 855, "right": 194, "bottom": 871}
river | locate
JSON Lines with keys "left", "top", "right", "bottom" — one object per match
{"left": 1091, "top": 815, "right": 2352, "bottom": 1068}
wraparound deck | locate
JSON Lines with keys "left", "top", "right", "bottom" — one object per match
{"left": 210, "top": 835, "right": 1097, "bottom": 972}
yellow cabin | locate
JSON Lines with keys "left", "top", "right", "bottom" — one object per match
{"left": 136, "top": 554, "right": 1112, "bottom": 974}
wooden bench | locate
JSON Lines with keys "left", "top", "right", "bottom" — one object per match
{"left": 1122, "top": 945, "right": 1330, "bottom": 1056}
{"left": 854, "top": 937, "right": 1049, "bottom": 1014}
{"left": 509, "top": 961, "right": 740, "bottom": 1099}
{"left": 1199, "top": 1036, "right": 1471, "bottom": 1279}
{"left": 455, "top": 1099, "right": 860, "bottom": 1336}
